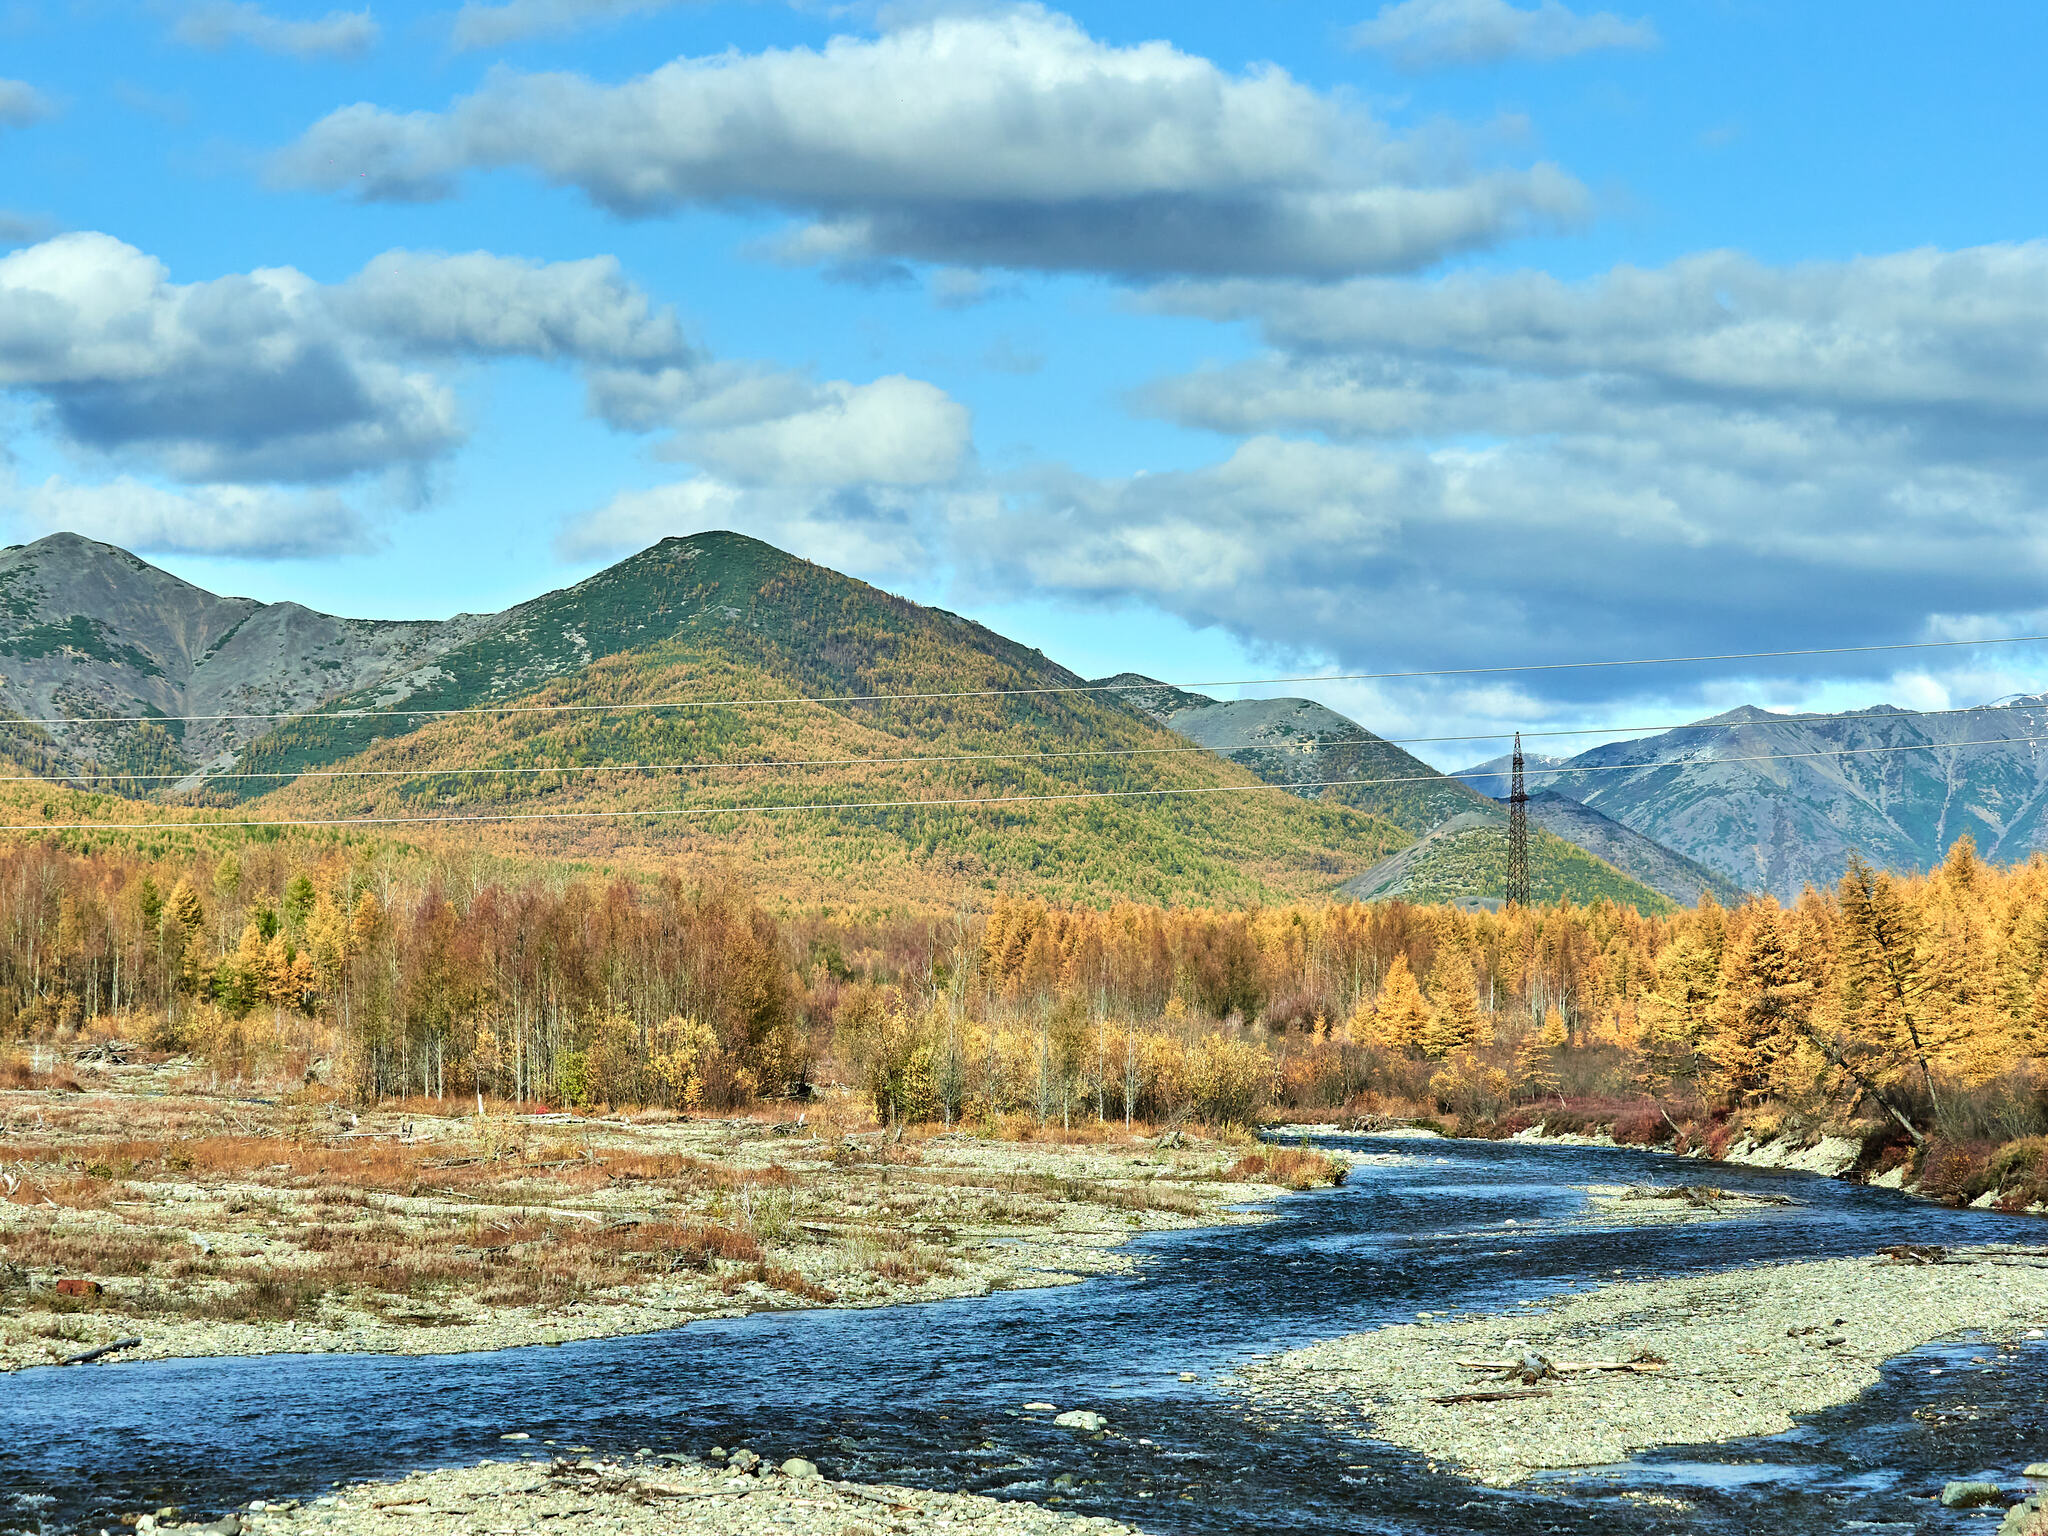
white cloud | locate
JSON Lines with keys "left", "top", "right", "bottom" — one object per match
{"left": 877, "top": 240, "right": 2048, "bottom": 705}
{"left": 0, "top": 78, "right": 56, "bottom": 128}
{"left": 1147, "top": 244, "right": 2048, "bottom": 425}
{"left": 559, "top": 476, "right": 929, "bottom": 578}
{"left": 1349, "top": 0, "right": 1658, "bottom": 70}
{"left": 0, "top": 233, "right": 460, "bottom": 484}
{"left": 449, "top": 0, "right": 687, "bottom": 50}
{"left": 0, "top": 236, "right": 717, "bottom": 486}
{"left": 3, "top": 471, "right": 373, "bottom": 557}
{"left": 273, "top": 5, "right": 1586, "bottom": 279}
{"left": 336, "top": 249, "right": 692, "bottom": 366}
{"left": 3, "top": 232, "right": 976, "bottom": 565}
{"left": 173, "top": 1, "right": 380, "bottom": 59}
{"left": 682, "top": 376, "right": 971, "bottom": 487}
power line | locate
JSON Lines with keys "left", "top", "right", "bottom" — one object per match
{"left": 6, "top": 699, "right": 2043, "bottom": 788}
{"left": 10, "top": 730, "right": 2048, "bottom": 834}
{"left": 8, "top": 632, "right": 2048, "bottom": 728}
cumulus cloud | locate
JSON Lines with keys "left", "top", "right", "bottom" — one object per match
{"left": 0, "top": 233, "right": 461, "bottom": 484}
{"left": 1349, "top": 0, "right": 1658, "bottom": 70}
{"left": 336, "top": 249, "right": 692, "bottom": 366}
{"left": 559, "top": 476, "right": 929, "bottom": 577}
{"left": 2, "top": 471, "right": 374, "bottom": 557}
{"left": 173, "top": 1, "right": 380, "bottom": 59}
{"left": 449, "top": 0, "right": 687, "bottom": 50}
{"left": 3, "top": 232, "right": 975, "bottom": 566}
{"left": 888, "top": 241, "right": 2048, "bottom": 702}
{"left": 0, "top": 79, "right": 56, "bottom": 128}
{"left": 272, "top": 5, "right": 1586, "bottom": 279}
{"left": 677, "top": 376, "right": 971, "bottom": 487}
{"left": 0, "top": 235, "right": 728, "bottom": 488}
{"left": 1147, "top": 244, "right": 2048, "bottom": 427}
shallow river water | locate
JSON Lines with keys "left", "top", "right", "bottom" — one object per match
{"left": 4, "top": 1134, "right": 2046, "bottom": 1534}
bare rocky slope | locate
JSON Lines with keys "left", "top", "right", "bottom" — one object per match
{"left": 0, "top": 533, "right": 491, "bottom": 783}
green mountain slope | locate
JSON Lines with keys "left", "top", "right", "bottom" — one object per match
{"left": 1106, "top": 683, "right": 1496, "bottom": 835}
{"left": 1340, "top": 811, "right": 1677, "bottom": 915}
{"left": 226, "top": 534, "right": 1411, "bottom": 907}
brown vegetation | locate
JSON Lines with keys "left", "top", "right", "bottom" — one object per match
{"left": 0, "top": 832, "right": 2042, "bottom": 1198}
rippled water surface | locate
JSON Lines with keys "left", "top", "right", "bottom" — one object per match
{"left": 4, "top": 1136, "right": 2045, "bottom": 1534}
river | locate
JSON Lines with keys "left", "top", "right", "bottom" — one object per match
{"left": 4, "top": 1134, "right": 2044, "bottom": 1534}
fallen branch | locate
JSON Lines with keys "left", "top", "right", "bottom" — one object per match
{"left": 1455, "top": 1357, "right": 1665, "bottom": 1375}
{"left": 1431, "top": 1388, "right": 1554, "bottom": 1404}
{"left": 59, "top": 1337, "right": 141, "bottom": 1366}
{"left": 1878, "top": 1243, "right": 1949, "bottom": 1265}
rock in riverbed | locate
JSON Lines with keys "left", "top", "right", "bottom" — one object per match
{"left": 1053, "top": 1410, "right": 1106, "bottom": 1431}
{"left": 2003, "top": 1495, "right": 2048, "bottom": 1536}
{"left": 1944, "top": 1480, "right": 2003, "bottom": 1508}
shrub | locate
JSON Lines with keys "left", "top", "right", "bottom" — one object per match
{"left": 1915, "top": 1138, "right": 1993, "bottom": 1202}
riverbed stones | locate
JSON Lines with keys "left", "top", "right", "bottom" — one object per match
{"left": 1053, "top": 1410, "right": 1106, "bottom": 1431}
{"left": 1234, "top": 1245, "right": 2048, "bottom": 1487}
{"left": 221, "top": 1456, "right": 1143, "bottom": 1536}
{"left": 781, "top": 1457, "right": 821, "bottom": 1480}
{"left": 2023, "top": 1463, "right": 2048, "bottom": 1479}
{"left": 2002, "top": 1494, "right": 2048, "bottom": 1536}
{"left": 1944, "top": 1480, "right": 2003, "bottom": 1508}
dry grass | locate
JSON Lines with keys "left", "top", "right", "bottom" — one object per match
{"left": 1, "top": 1064, "right": 1299, "bottom": 1362}
{"left": 1224, "top": 1146, "right": 1348, "bottom": 1190}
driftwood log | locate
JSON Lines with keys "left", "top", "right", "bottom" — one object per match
{"left": 1456, "top": 1353, "right": 1666, "bottom": 1381}
{"left": 59, "top": 1337, "right": 141, "bottom": 1366}
{"left": 1430, "top": 1388, "right": 1554, "bottom": 1405}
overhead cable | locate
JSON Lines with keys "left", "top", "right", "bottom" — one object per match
{"left": 9, "top": 730, "right": 2048, "bottom": 834}
{"left": 5, "top": 700, "right": 2043, "bottom": 788}
{"left": 8, "top": 632, "right": 2048, "bottom": 728}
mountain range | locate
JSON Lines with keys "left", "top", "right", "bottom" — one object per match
{"left": 1458, "top": 702, "right": 2048, "bottom": 900}
{"left": 4, "top": 532, "right": 1426, "bottom": 908}
{"left": 11, "top": 528, "right": 2014, "bottom": 912}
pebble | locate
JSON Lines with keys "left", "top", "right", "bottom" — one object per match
{"left": 1023, "top": 1402, "right": 1057, "bottom": 1412}
{"left": 1052, "top": 1411, "right": 1106, "bottom": 1432}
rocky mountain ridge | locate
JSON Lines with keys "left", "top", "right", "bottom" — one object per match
{"left": 1458, "top": 701, "right": 2048, "bottom": 900}
{"left": 0, "top": 533, "right": 492, "bottom": 782}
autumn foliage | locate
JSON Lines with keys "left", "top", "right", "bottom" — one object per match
{"left": 0, "top": 835, "right": 2042, "bottom": 1166}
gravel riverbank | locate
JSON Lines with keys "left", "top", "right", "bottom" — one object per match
{"left": 2, "top": 1071, "right": 1348, "bottom": 1374}
{"left": 123, "top": 1453, "right": 1146, "bottom": 1536}
{"left": 1235, "top": 1246, "right": 2048, "bottom": 1486}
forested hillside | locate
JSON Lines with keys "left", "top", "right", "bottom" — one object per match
{"left": 1, "top": 534, "right": 1412, "bottom": 908}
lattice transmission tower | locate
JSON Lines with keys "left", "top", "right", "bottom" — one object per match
{"left": 1505, "top": 730, "right": 1530, "bottom": 908}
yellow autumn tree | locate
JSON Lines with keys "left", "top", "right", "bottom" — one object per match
{"left": 1370, "top": 954, "right": 1436, "bottom": 1059}
{"left": 1704, "top": 904, "right": 1809, "bottom": 1107}
{"left": 1422, "top": 946, "right": 1489, "bottom": 1057}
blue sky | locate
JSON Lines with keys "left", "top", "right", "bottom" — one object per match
{"left": 5, "top": 0, "right": 2048, "bottom": 767}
